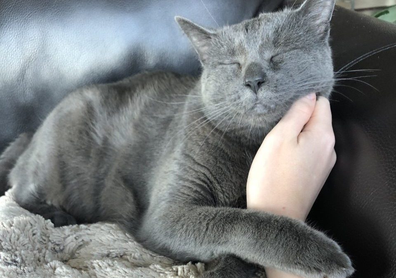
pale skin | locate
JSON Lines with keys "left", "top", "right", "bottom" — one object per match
{"left": 246, "top": 94, "right": 336, "bottom": 278}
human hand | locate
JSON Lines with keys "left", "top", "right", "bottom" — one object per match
{"left": 246, "top": 94, "right": 336, "bottom": 278}
{"left": 246, "top": 93, "right": 336, "bottom": 221}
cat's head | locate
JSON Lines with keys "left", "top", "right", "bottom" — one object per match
{"left": 176, "top": 0, "right": 335, "bottom": 141}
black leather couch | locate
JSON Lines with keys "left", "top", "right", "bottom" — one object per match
{"left": 0, "top": 1, "right": 395, "bottom": 277}
{"left": 310, "top": 6, "right": 396, "bottom": 278}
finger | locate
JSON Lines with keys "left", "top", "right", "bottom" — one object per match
{"left": 271, "top": 93, "right": 316, "bottom": 138}
{"left": 302, "top": 96, "right": 333, "bottom": 133}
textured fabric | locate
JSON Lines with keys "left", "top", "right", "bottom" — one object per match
{"left": 1, "top": 2, "right": 396, "bottom": 277}
{"left": 0, "top": 191, "right": 267, "bottom": 277}
{"left": 0, "top": 191, "right": 207, "bottom": 278}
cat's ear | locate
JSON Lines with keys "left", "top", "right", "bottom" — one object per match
{"left": 297, "top": 0, "right": 335, "bottom": 38}
{"left": 175, "top": 16, "right": 216, "bottom": 63}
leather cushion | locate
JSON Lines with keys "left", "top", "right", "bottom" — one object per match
{"left": 309, "top": 6, "right": 396, "bottom": 278}
{"left": 0, "top": 0, "right": 282, "bottom": 152}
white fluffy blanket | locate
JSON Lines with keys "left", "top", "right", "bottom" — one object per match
{"left": 0, "top": 191, "right": 206, "bottom": 278}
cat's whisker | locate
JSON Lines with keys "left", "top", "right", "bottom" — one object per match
{"left": 164, "top": 107, "right": 220, "bottom": 142}
{"left": 185, "top": 98, "right": 246, "bottom": 147}
{"left": 277, "top": 73, "right": 378, "bottom": 101}
{"left": 172, "top": 104, "right": 234, "bottom": 147}
{"left": 236, "top": 111, "right": 245, "bottom": 131}
{"left": 219, "top": 111, "right": 240, "bottom": 143}
{"left": 199, "top": 110, "right": 234, "bottom": 147}
{"left": 333, "top": 74, "right": 377, "bottom": 80}
{"left": 331, "top": 89, "right": 354, "bottom": 103}
{"left": 335, "top": 77, "right": 379, "bottom": 92}
{"left": 182, "top": 109, "right": 231, "bottom": 147}
{"left": 199, "top": 0, "right": 220, "bottom": 28}
{"left": 288, "top": 82, "right": 331, "bottom": 89}
{"left": 279, "top": 82, "right": 332, "bottom": 92}
{"left": 334, "top": 68, "right": 380, "bottom": 76}
{"left": 168, "top": 102, "right": 223, "bottom": 117}
{"left": 289, "top": 78, "right": 334, "bottom": 87}
{"left": 248, "top": 123, "right": 254, "bottom": 144}
{"left": 337, "top": 42, "right": 396, "bottom": 73}
{"left": 333, "top": 83, "right": 365, "bottom": 96}
{"left": 180, "top": 106, "right": 228, "bottom": 133}
{"left": 328, "top": 98, "right": 341, "bottom": 103}
{"left": 290, "top": 0, "right": 300, "bottom": 9}
{"left": 294, "top": 73, "right": 376, "bottom": 86}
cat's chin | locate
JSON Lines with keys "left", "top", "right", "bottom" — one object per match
{"left": 245, "top": 104, "right": 283, "bottom": 129}
{"left": 247, "top": 103, "right": 277, "bottom": 115}
{"left": 225, "top": 117, "right": 279, "bottom": 146}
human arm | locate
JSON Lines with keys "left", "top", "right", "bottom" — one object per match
{"left": 246, "top": 94, "right": 336, "bottom": 278}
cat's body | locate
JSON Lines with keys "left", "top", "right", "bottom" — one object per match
{"left": 10, "top": 71, "right": 254, "bottom": 229}
{"left": 0, "top": 0, "right": 354, "bottom": 277}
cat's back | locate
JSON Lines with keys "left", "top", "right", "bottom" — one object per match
{"left": 43, "top": 71, "right": 198, "bottom": 144}
{"left": 96, "top": 71, "right": 198, "bottom": 113}
{"left": 62, "top": 71, "right": 198, "bottom": 121}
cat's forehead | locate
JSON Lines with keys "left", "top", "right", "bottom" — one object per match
{"left": 218, "top": 10, "right": 298, "bottom": 51}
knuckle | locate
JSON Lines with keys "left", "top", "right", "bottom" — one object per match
{"left": 317, "top": 96, "right": 331, "bottom": 109}
{"left": 318, "top": 96, "right": 330, "bottom": 104}
{"left": 264, "top": 132, "right": 283, "bottom": 146}
{"left": 264, "top": 130, "right": 292, "bottom": 149}
{"left": 331, "top": 151, "right": 337, "bottom": 166}
{"left": 320, "top": 130, "right": 336, "bottom": 148}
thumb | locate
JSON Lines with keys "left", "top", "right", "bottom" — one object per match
{"left": 271, "top": 93, "right": 317, "bottom": 138}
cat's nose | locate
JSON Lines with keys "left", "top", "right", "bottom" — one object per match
{"left": 244, "top": 63, "right": 266, "bottom": 94}
{"left": 244, "top": 77, "right": 266, "bottom": 94}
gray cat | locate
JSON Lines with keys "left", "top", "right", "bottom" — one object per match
{"left": 0, "top": 0, "right": 354, "bottom": 277}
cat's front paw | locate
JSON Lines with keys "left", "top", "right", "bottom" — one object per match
{"left": 293, "top": 228, "right": 354, "bottom": 278}
{"left": 46, "top": 211, "right": 77, "bottom": 227}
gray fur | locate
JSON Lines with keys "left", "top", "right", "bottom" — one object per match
{"left": 0, "top": 0, "right": 354, "bottom": 277}
{"left": 0, "top": 133, "right": 32, "bottom": 195}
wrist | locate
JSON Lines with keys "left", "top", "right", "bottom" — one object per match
{"left": 266, "top": 267, "right": 304, "bottom": 278}
{"left": 247, "top": 197, "right": 309, "bottom": 278}
{"left": 247, "top": 200, "right": 308, "bottom": 221}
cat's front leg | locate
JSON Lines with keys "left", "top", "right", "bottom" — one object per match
{"left": 136, "top": 205, "right": 353, "bottom": 278}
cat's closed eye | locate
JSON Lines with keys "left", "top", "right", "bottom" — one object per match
{"left": 218, "top": 61, "right": 242, "bottom": 70}
{"left": 270, "top": 49, "right": 300, "bottom": 66}
{"left": 270, "top": 53, "right": 283, "bottom": 66}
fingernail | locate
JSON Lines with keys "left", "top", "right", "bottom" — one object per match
{"left": 306, "top": 93, "right": 315, "bottom": 100}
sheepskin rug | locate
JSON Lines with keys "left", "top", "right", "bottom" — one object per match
{"left": 0, "top": 190, "right": 206, "bottom": 278}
